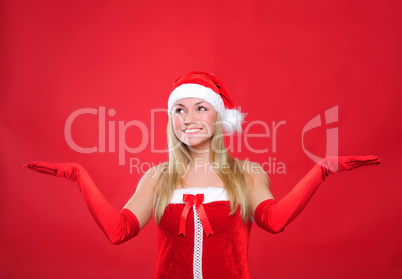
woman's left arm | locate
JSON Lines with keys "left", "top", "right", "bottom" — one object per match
{"left": 25, "top": 162, "right": 142, "bottom": 244}
{"left": 248, "top": 156, "right": 381, "bottom": 233}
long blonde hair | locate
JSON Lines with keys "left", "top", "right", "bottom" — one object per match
{"left": 153, "top": 114, "right": 251, "bottom": 223}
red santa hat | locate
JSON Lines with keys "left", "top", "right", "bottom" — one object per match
{"left": 168, "top": 71, "right": 245, "bottom": 133}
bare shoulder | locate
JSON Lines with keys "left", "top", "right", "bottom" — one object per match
{"left": 236, "top": 159, "right": 270, "bottom": 187}
{"left": 136, "top": 162, "right": 168, "bottom": 191}
{"left": 236, "top": 159, "right": 274, "bottom": 212}
{"left": 143, "top": 162, "right": 168, "bottom": 180}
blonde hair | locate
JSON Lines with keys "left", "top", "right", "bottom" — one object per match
{"left": 153, "top": 114, "right": 251, "bottom": 223}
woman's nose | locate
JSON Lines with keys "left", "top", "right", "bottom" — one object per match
{"left": 184, "top": 110, "right": 196, "bottom": 124}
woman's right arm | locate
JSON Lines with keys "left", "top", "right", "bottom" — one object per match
{"left": 123, "top": 164, "right": 163, "bottom": 230}
{"left": 25, "top": 161, "right": 160, "bottom": 245}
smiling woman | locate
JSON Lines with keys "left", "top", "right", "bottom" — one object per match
{"left": 171, "top": 98, "right": 217, "bottom": 149}
{"left": 25, "top": 72, "right": 381, "bottom": 279}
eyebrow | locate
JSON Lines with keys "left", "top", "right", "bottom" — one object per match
{"left": 174, "top": 101, "right": 207, "bottom": 107}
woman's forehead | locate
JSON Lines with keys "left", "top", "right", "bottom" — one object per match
{"left": 173, "top": 98, "right": 210, "bottom": 106}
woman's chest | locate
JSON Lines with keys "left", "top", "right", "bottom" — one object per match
{"left": 159, "top": 187, "right": 248, "bottom": 237}
{"left": 181, "top": 172, "right": 224, "bottom": 188}
{"left": 160, "top": 201, "right": 247, "bottom": 237}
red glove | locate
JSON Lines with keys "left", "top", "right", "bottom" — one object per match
{"left": 254, "top": 156, "right": 381, "bottom": 233}
{"left": 24, "top": 162, "right": 139, "bottom": 244}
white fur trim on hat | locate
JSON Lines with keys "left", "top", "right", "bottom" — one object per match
{"left": 168, "top": 83, "right": 244, "bottom": 133}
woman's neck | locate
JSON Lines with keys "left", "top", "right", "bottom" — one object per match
{"left": 186, "top": 148, "right": 215, "bottom": 177}
{"left": 188, "top": 148, "right": 211, "bottom": 164}
{"left": 186, "top": 140, "right": 212, "bottom": 163}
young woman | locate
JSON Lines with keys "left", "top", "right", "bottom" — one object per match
{"left": 25, "top": 72, "right": 380, "bottom": 279}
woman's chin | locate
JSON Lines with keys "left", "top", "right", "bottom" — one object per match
{"left": 183, "top": 139, "right": 211, "bottom": 151}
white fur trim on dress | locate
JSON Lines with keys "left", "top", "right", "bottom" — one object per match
{"left": 170, "top": 187, "right": 229, "bottom": 204}
{"left": 168, "top": 83, "right": 244, "bottom": 133}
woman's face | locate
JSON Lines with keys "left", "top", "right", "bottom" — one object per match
{"left": 171, "top": 98, "right": 217, "bottom": 150}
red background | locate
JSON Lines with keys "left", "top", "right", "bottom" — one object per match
{"left": 1, "top": 1, "right": 401, "bottom": 278}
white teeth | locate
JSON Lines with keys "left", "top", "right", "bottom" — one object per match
{"left": 184, "top": 128, "right": 202, "bottom": 133}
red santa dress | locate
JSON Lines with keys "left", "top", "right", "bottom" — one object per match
{"left": 155, "top": 187, "right": 252, "bottom": 279}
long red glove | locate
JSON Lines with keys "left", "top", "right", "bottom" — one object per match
{"left": 254, "top": 156, "right": 381, "bottom": 233}
{"left": 24, "top": 162, "right": 139, "bottom": 244}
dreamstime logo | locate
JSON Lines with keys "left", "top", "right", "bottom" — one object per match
{"left": 63, "top": 106, "right": 338, "bottom": 174}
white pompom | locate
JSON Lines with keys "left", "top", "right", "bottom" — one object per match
{"left": 220, "top": 109, "right": 245, "bottom": 134}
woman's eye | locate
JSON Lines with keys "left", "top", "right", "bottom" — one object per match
{"left": 175, "top": 108, "right": 184, "bottom": 114}
{"left": 198, "top": 106, "right": 207, "bottom": 111}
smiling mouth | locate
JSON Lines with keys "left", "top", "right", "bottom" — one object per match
{"left": 183, "top": 128, "right": 203, "bottom": 134}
